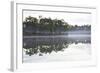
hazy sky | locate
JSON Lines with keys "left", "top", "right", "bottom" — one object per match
{"left": 23, "top": 10, "right": 92, "bottom": 26}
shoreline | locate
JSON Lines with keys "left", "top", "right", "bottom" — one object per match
{"left": 23, "top": 34, "right": 91, "bottom": 38}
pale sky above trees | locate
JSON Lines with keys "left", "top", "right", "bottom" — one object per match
{"left": 23, "top": 11, "right": 91, "bottom": 26}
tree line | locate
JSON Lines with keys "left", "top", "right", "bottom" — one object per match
{"left": 23, "top": 16, "right": 91, "bottom": 35}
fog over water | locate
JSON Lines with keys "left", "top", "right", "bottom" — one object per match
{"left": 23, "top": 31, "right": 91, "bottom": 63}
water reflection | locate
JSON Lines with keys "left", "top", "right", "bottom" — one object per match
{"left": 23, "top": 36, "right": 91, "bottom": 56}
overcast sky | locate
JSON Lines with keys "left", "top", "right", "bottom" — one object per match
{"left": 23, "top": 11, "right": 92, "bottom": 26}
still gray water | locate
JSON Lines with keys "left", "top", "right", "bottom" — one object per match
{"left": 23, "top": 31, "right": 91, "bottom": 63}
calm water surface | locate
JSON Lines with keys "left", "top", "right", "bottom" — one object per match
{"left": 23, "top": 34, "right": 91, "bottom": 63}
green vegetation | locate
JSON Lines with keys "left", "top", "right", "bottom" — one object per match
{"left": 23, "top": 16, "right": 91, "bottom": 35}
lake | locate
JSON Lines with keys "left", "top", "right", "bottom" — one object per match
{"left": 23, "top": 32, "right": 91, "bottom": 63}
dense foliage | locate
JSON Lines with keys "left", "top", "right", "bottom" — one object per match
{"left": 23, "top": 16, "right": 91, "bottom": 35}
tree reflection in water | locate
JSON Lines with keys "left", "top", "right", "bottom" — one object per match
{"left": 23, "top": 36, "right": 91, "bottom": 56}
